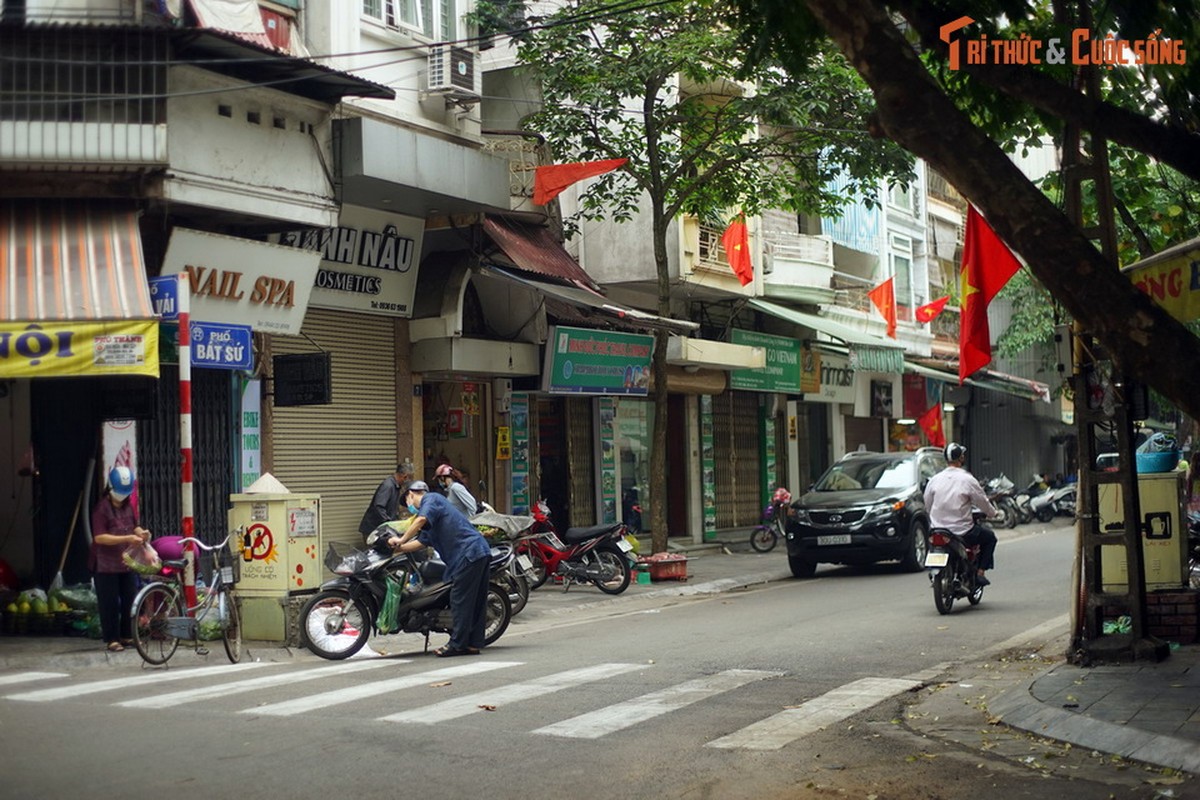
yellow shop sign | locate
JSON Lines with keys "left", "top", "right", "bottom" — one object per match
{"left": 0, "top": 320, "right": 159, "bottom": 378}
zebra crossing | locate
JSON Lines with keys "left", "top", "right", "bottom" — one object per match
{"left": 1, "top": 659, "right": 916, "bottom": 748}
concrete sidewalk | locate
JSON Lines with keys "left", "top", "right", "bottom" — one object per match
{"left": 2, "top": 533, "right": 1197, "bottom": 775}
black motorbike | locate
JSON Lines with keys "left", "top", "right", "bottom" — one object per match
{"left": 925, "top": 522, "right": 985, "bottom": 615}
{"left": 299, "top": 533, "right": 513, "bottom": 660}
{"left": 1188, "top": 510, "right": 1200, "bottom": 590}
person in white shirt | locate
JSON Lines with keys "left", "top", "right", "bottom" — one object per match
{"left": 923, "top": 442, "right": 998, "bottom": 586}
{"left": 435, "top": 464, "right": 481, "bottom": 518}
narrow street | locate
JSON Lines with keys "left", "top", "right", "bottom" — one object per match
{"left": 3, "top": 523, "right": 1190, "bottom": 799}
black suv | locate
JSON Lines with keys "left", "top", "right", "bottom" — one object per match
{"left": 784, "top": 448, "right": 947, "bottom": 578}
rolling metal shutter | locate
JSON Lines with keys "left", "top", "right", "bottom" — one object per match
{"left": 566, "top": 397, "right": 596, "bottom": 527}
{"left": 713, "top": 391, "right": 762, "bottom": 528}
{"left": 271, "top": 309, "right": 398, "bottom": 552}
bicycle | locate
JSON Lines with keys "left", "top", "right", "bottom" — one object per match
{"left": 131, "top": 531, "right": 242, "bottom": 666}
{"left": 749, "top": 488, "right": 792, "bottom": 553}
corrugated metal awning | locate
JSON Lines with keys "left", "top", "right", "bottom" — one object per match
{"left": 0, "top": 200, "right": 154, "bottom": 321}
{"left": 483, "top": 215, "right": 600, "bottom": 291}
{"left": 905, "top": 359, "right": 1051, "bottom": 403}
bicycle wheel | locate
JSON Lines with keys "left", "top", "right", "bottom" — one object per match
{"left": 221, "top": 589, "right": 243, "bottom": 664}
{"left": 133, "top": 582, "right": 183, "bottom": 666}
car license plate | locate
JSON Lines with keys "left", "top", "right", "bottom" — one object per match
{"left": 816, "top": 534, "right": 851, "bottom": 546}
{"left": 517, "top": 554, "right": 533, "bottom": 571}
{"left": 616, "top": 538, "right": 633, "bottom": 552}
{"left": 925, "top": 551, "right": 949, "bottom": 568}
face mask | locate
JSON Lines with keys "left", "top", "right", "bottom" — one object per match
{"left": 407, "top": 503, "right": 419, "bottom": 515}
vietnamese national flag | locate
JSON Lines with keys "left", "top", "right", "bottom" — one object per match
{"left": 867, "top": 277, "right": 898, "bottom": 338}
{"left": 918, "top": 403, "right": 946, "bottom": 448}
{"left": 721, "top": 217, "right": 754, "bottom": 286}
{"left": 915, "top": 295, "right": 950, "bottom": 324}
{"left": 533, "top": 158, "right": 629, "bottom": 205}
{"left": 959, "top": 205, "right": 1022, "bottom": 383}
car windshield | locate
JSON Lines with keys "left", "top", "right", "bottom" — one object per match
{"left": 814, "top": 457, "right": 915, "bottom": 491}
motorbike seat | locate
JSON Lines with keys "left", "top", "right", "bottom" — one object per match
{"left": 563, "top": 522, "right": 623, "bottom": 545}
{"left": 489, "top": 543, "right": 513, "bottom": 569}
{"left": 419, "top": 558, "right": 446, "bottom": 583}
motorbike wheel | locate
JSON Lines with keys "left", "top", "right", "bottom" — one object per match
{"left": 1035, "top": 506, "right": 1055, "bottom": 523}
{"left": 505, "top": 572, "right": 530, "bottom": 616}
{"left": 483, "top": 582, "right": 512, "bottom": 645}
{"left": 1001, "top": 500, "right": 1018, "bottom": 529}
{"left": 749, "top": 524, "right": 778, "bottom": 553}
{"left": 589, "top": 547, "right": 631, "bottom": 595}
{"left": 1188, "top": 550, "right": 1199, "bottom": 590}
{"left": 299, "top": 590, "right": 371, "bottom": 660}
{"left": 933, "top": 567, "right": 956, "bottom": 615}
{"left": 521, "top": 545, "right": 550, "bottom": 590}
{"left": 899, "top": 520, "right": 928, "bottom": 573}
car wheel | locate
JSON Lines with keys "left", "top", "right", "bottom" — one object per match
{"left": 899, "top": 520, "right": 928, "bottom": 572}
{"left": 788, "top": 554, "right": 816, "bottom": 579}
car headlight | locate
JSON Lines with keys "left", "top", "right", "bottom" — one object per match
{"left": 865, "top": 500, "right": 904, "bottom": 520}
{"left": 791, "top": 507, "right": 810, "bottom": 523}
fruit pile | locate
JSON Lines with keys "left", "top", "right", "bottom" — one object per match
{"left": 3, "top": 587, "right": 96, "bottom": 636}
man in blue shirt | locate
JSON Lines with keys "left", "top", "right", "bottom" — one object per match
{"left": 386, "top": 481, "right": 493, "bottom": 656}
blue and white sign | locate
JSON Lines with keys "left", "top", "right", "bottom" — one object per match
{"left": 190, "top": 321, "right": 253, "bottom": 370}
{"left": 149, "top": 275, "right": 179, "bottom": 321}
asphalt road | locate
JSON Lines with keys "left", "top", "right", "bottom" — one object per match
{"left": 0, "top": 522, "right": 1176, "bottom": 799}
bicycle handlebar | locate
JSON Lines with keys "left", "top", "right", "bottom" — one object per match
{"left": 176, "top": 531, "right": 237, "bottom": 552}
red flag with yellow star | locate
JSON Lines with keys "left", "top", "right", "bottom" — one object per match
{"left": 959, "top": 206, "right": 1021, "bottom": 382}
{"left": 721, "top": 216, "right": 753, "bottom": 286}
{"left": 918, "top": 403, "right": 946, "bottom": 448}
{"left": 867, "top": 276, "right": 898, "bottom": 338}
{"left": 915, "top": 295, "right": 950, "bottom": 324}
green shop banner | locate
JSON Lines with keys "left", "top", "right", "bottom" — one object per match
{"left": 730, "top": 329, "right": 801, "bottom": 393}
{"left": 542, "top": 326, "right": 654, "bottom": 396}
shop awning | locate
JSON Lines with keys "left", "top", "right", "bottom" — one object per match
{"left": 0, "top": 201, "right": 159, "bottom": 378}
{"left": 480, "top": 265, "right": 699, "bottom": 335}
{"left": 483, "top": 215, "right": 601, "bottom": 291}
{"left": 749, "top": 298, "right": 905, "bottom": 373}
{"left": 905, "top": 359, "right": 1051, "bottom": 403}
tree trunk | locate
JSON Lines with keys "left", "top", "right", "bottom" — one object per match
{"left": 803, "top": 0, "right": 1200, "bottom": 422}
{"left": 650, "top": 209, "right": 673, "bottom": 554}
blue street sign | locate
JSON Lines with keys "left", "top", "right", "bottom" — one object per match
{"left": 190, "top": 321, "right": 253, "bottom": 370}
{"left": 149, "top": 275, "right": 179, "bottom": 321}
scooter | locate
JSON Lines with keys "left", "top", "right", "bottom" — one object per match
{"left": 516, "top": 500, "right": 633, "bottom": 594}
{"left": 983, "top": 474, "right": 1018, "bottom": 529}
{"left": 1187, "top": 510, "right": 1199, "bottom": 590}
{"left": 1030, "top": 482, "right": 1076, "bottom": 523}
{"left": 925, "top": 515, "right": 986, "bottom": 615}
{"left": 299, "top": 531, "right": 513, "bottom": 660}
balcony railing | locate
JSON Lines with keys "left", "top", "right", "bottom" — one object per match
{"left": 481, "top": 133, "right": 551, "bottom": 205}
{"left": 0, "top": 26, "right": 168, "bottom": 168}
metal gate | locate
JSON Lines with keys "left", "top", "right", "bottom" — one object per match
{"left": 138, "top": 366, "right": 234, "bottom": 546}
{"left": 713, "top": 391, "right": 762, "bottom": 528}
{"left": 565, "top": 396, "right": 596, "bottom": 527}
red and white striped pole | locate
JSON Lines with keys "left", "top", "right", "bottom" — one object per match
{"left": 177, "top": 272, "right": 197, "bottom": 614}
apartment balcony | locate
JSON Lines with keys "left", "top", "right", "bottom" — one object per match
{"left": 762, "top": 231, "right": 836, "bottom": 305}
{"left": 481, "top": 132, "right": 552, "bottom": 214}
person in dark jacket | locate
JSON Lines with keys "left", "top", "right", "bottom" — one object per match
{"left": 386, "top": 481, "right": 491, "bottom": 657}
{"left": 358, "top": 466, "right": 408, "bottom": 539}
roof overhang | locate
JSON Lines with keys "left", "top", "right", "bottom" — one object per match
{"left": 750, "top": 298, "right": 905, "bottom": 373}
{"left": 666, "top": 336, "right": 765, "bottom": 371}
{"left": 906, "top": 359, "right": 1051, "bottom": 403}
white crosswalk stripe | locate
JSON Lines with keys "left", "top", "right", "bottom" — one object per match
{"left": 533, "top": 668, "right": 783, "bottom": 739}
{"left": 0, "top": 672, "right": 68, "bottom": 687}
{"left": 5, "top": 661, "right": 267, "bottom": 702}
{"left": 706, "top": 677, "right": 921, "bottom": 751}
{"left": 378, "top": 662, "right": 645, "bottom": 724}
{"left": 247, "top": 661, "right": 524, "bottom": 717}
{"left": 117, "top": 659, "right": 397, "bottom": 709}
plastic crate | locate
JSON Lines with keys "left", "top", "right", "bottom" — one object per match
{"left": 640, "top": 554, "right": 688, "bottom": 582}
{"left": 1135, "top": 450, "right": 1179, "bottom": 473}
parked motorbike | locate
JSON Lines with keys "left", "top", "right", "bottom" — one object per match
{"left": 925, "top": 522, "right": 985, "bottom": 615}
{"left": 982, "top": 474, "right": 1018, "bottom": 529}
{"left": 517, "top": 500, "right": 633, "bottom": 594}
{"left": 1187, "top": 510, "right": 1200, "bottom": 590}
{"left": 750, "top": 487, "right": 791, "bottom": 553}
{"left": 1030, "top": 482, "right": 1076, "bottom": 523}
{"left": 470, "top": 509, "right": 539, "bottom": 616}
{"left": 1012, "top": 476, "right": 1042, "bottom": 525}
{"left": 299, "top": 532, "right": 513, "bottom": 660}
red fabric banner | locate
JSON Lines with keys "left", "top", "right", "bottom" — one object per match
{"left": 959, "top": 206, "right": 1021, "bottom": 383}
{"left": 918, "top": 403, "right": 946, "bottom": 448}
{"left": 533, "top": 158, "right": 629, "bottom": 205}
{"left": 915, "top": 295, "right": 950, "bottom": 324}
{"left": 867, "top": 276, "right": 898, "bottom": 338}
{"left": 721, "top": 218, "right": 754, "bottom": 286}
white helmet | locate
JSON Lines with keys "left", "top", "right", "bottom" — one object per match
{"left": 944, "top": 442, "right": 966, "bottom": 463}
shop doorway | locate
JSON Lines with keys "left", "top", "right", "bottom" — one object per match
{"left": 423, "top": 381, "right": 490, "bottom": 505}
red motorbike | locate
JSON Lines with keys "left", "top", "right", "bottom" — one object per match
{"left": 515, "top": 500, "right": 633, "bottom": 594}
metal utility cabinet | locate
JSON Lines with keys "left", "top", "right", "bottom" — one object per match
{"left": 228, "top": 491, "right": 321, "bottom": 641}
{"left": 1100, "top": 470, "right": 1188, "bottom": 591}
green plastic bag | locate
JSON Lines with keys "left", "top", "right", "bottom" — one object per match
{"left": 376, "top": 574, "right": 404, "bottom": 635}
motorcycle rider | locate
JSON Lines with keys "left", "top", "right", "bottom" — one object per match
{"left": 386, "top": 480, "right": 492, "bottom": 657}
{"left": 924, "top": 442, "right": 998, "bottom": 586}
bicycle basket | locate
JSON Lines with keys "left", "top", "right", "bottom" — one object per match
{"left": 325, "top": 542, "right": 373, "bottom": 575}
{"left": 216, "top": 545, "right": 241, "bottom": 586}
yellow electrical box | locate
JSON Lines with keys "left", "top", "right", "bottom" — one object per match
{"left": 228, "top": 493, "right": 322, "bottom": 596}
{"left": 1099, "top": 470, "right": 1187, "bottom": 591}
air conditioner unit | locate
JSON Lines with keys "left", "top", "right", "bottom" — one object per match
{"left": 427, "top": 46, "right": 482, "bottom": 104}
